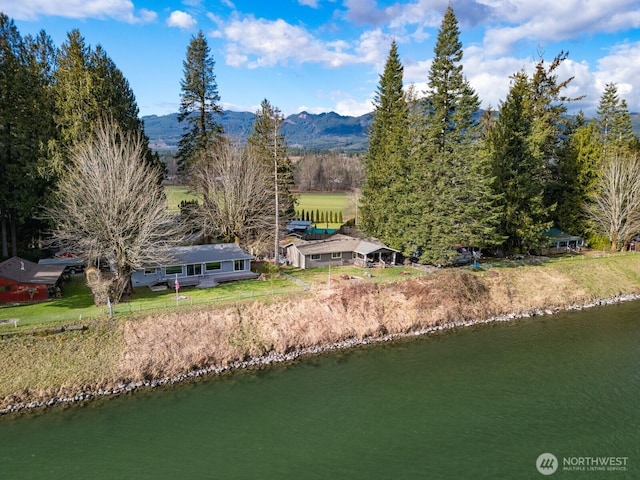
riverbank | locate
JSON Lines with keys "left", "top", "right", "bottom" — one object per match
{"left": 2, "top": 254, "right": 640, "bottom": 415}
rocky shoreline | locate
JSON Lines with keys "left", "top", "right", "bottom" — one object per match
{"left": 2, "top": 291, "right": 639, "bottom": 416}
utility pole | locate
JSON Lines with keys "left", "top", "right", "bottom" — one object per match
{"left": 274, "top": 111, "right": 280, "bottom": 266}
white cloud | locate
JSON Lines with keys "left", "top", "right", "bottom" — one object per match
{"left": 298, "top": 0, "right": 319, "bottom": 7}
{"left": 333, "top": 96, "right": 375, "bottom": 116}
{"left": 595, "top": 41, "right": 640, "bottom": 112}
{"left": 222, "top": 15, "right": 378, "bottom": 68}
{"left": 481, "top": 0, "right": 640, "bottom": 56}
{"left": 167, "top": 10, "right": 197, "bottom": 29}
{"left": 0, "top": 0, "right": 156, "bottom": 23}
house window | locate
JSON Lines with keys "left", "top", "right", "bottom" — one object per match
{"left": 165, "top": 265, "right": 182, "bottom": 275}
{"left": 311, "top": 254, "right": 321, "bottom": 261}
{"left": 186, "top": 264, "right": 202, "bottom": 276}
{"left": 144, "top": 268, "right": 157, "bottom": 275}
{"left": 0, "top": 285, "right": 11, "bottom": 292}
{"left": 205, "top": 262, "right": 221, "bottom": 271}
{"left": 234, "top": 260, "right": 245, "bottom": 271}
{"left": 331, "top": 252, "right": 342, "bottom": 259}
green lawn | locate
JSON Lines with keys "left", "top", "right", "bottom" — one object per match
{"left": 0, "top": 276, "right": 101, "bottom": 329}
{"left": 0, "top": 263, "right": 416, "bottom": 332}
{"left": 0, "top": 274, "right": 306, "bottom": 331}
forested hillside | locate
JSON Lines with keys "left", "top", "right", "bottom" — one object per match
{"left": 144, "top": 110, "right": 372, "bottom": 152}
{"left": 144, "top": 110, "right": 639, "bottom": 154}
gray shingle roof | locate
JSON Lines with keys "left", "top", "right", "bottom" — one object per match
{"left": 292, "top": 234, "right": 398, "bottom": 256}
{"left": 163, "top": 244, "right": 253, "bottom": 266}
{"left": 0, "top": 257, "right": 65, "bottom": 285}
{"left": 354, "top": 240, "right": 399, "bottom": 255}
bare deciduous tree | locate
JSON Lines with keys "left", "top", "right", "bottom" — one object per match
{"left": 46, "top": 120, "right": 184, "bottom": 303}
{"left": 588, "top": 154, "right": 640, "bottom": 252}
{"left": 190, "top": 142, "right": 273, "bottom": 254}
{"left": 293, "top": 152, "right": 364, "bottom": 192}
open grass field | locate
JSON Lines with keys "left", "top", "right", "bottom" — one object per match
{"left": 294, "top": 192, "right": 353, "bottom": 219}
{"left": 164, "top": 185, "right": 200, "bottom": 213}
{"left": 163, "top": 185, "right": 353, "bottom": 221}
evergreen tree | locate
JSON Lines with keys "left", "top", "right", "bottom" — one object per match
{"left": 176, "top": 31, "right": 223, "bottom": 172}
{"left": 91, "top": 45, "right": 165, "bottom": 178}
{"left": 248, "top": 99, "right": 297, "bottom": 221}
{"left": 485, "top": 72, "right": 551, "bottom": 253}
{"left": 52, "top": 30, "right": 161, "bottom": 177}
{"left": 405, "top": 6, "right": 502, "bottom": 264}
{"left": 597, "top": 83, "right": 636, "bottom": 156}
{"left": 555, "top": 113, "right": 603, "bottom": 238}
{"left": 360, "top": 40, "right": 408, "bottom": 246}
{"left": 0, "top": 16, "right": 55, "bottom": 257}
{"left": 51, "top": 30, "right": 94, "bottom": 166}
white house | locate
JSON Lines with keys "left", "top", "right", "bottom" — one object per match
{"left": 131, "top": 244, "right": 258, "bottom": 289}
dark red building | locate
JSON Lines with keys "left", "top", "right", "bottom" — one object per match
{"left": 0, "top": 257, "right": 65, "bottom": 303}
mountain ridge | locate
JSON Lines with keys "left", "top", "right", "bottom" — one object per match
{"left": 143, "top": 110, "right": 373, "bottom": 153}
{"left": 143, "top": 110, "right": 640, "bottom": 153}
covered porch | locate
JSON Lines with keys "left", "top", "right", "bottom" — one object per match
{"left": 354, "top": 241, "right": 400, "bottom": 268}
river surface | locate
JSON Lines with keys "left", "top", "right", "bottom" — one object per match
{"left": 1, "top": 302, "right": 639, "bottom": 479}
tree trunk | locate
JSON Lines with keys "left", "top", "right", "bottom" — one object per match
{"left": 9, "top": 210, "right": 17, "bottom": 257}
{"left": 1, "top": 212, "right": 8, "bottom": 259}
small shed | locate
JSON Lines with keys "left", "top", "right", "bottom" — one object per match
{"left": 0, "top": 257, "right": 65, "bottom": 303}
{"left": 286, "top": 220, "right": 313, "bottom": 234}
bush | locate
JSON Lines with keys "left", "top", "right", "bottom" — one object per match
{"left": 587, "top": 233, "right": 609, "bottom": 251}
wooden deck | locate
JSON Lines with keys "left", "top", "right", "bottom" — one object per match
{"left": 151, "top": 271, "right": 259, "bottom": 291}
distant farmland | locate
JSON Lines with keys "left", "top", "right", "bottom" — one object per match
{"left": 164, "top": 186, "right": 354, "bottom": 221}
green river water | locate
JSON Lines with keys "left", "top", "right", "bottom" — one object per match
{"left": 1, "top": 302, "right": 639, "bottom": 479}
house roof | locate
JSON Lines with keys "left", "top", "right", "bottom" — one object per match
{"left": 290, "top": 234, "right": 398, "bottom": 256}
{"left": 286, "top": 220, "right": 313, "bottom": 232}
{"left": 354, "top": 240, "right": 400, "bottom": 255}
{"left": 0, "top": 257, "right": 65, "bottom": 285}
{"left": 162, "top": 244, "right": 253, "bottom": 266}
{"left": 545, "top": 228, "right": 584, "bottom": 242}
{"left": 294, "top": 234, "right": 361, "bottom": 255}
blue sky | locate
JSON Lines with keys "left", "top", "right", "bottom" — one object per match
{"left": 3, "top": 0, "right": 640, "bottom": 118}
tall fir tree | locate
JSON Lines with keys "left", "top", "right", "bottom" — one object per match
{"left": 405, "top": 6, "right": 502, "bottom": 264}
{"left": 248, "top": 99, "right": 296, "bottom": 213}
{"left": 485, "top": 71, "right": 552, "bottom": 253}
{"left": 177, "top": 31, "right": 223, "bottom": 172}
{"left": 0, "top": 16, "right": 55, "bottom": 257}
{"left": 597, "top": 83, "right": 637, "bottom": 157}
{"left": 360, "top": 40, "right": 409, "bottom": 247}
{"left": 52, "top": 30, "right": 94, "bottom": 163}
{"left": 485, "top": 52, "right": 579, "bottom": 254}
{"left": 247, "top": 99, "right": 297, "bottom": 258}
{"left": 52, "top": 30, "right": 160, "bottom": 177}
{"left": 91, "top": 45, "right": 164, "bottom": 178}
{"left": 554, "top": 113, "right": 603, "bottom": 238}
